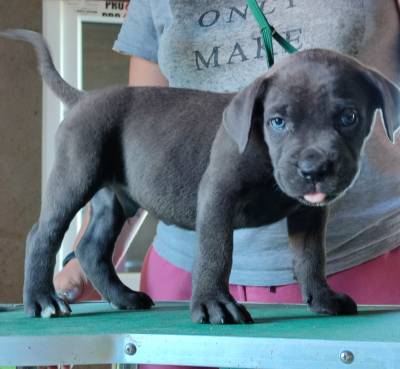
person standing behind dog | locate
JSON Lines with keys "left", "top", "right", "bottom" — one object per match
{"left": 55, "top": 0, "right": 400, "bottom": 365}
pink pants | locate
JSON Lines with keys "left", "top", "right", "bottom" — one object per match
{"left": 139, "top": 245, "right": 400, "bottom": 369}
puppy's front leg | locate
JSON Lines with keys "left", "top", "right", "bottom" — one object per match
{"left": 287, "top": 206, "right": 357, "bottom": 315}
{"left": 191, "top": 174, "right": 253, "bottom": 324}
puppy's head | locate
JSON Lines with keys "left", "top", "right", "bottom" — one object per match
{"left": 223, "top": 49, "right": 400, "bottom": 206}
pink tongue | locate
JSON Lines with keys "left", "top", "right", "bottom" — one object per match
{"left": 304, "top": 192, "right": 326, "bottom": 203}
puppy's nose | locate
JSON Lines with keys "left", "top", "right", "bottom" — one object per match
{"left": 297, "top": 149, "right": 334, "bottom": 182}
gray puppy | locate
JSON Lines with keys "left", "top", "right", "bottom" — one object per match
{"left": 1, "top": 30, "right": 399, "bottom": 323}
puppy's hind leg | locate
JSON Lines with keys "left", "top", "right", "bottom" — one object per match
{"left": 24, "top": 150, "right": 102, "bottom": 317}
{"left": 75, "top": 188, "right": 154, "bottom": 310}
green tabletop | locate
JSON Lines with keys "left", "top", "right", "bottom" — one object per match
{"left": 1, "top": 301, "right": 400, "bottom": 368}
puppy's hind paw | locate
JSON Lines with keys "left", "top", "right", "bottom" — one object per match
{"left": 24, "top": 293, "right": 72, "bottom": 318}
{"left": 110, "top": 291, "right": 154, "bottom": 310}
{"left": 191, "top": 298, "right": 253, "bottom": 324}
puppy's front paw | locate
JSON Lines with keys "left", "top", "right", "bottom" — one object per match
{"left": 309, "top": 290, "right": 357, "bottom": 315}
{"left": 191, "top": 294, "right": 253, "bottom": 324}
{"left": 109, "top": 291, "right": 154, "bottom": 310}
{"left": 24, "top": 290, "right": 71, "bottom": 318}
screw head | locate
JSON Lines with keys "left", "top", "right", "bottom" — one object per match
{"left": 124, "top": 342, "right": 137, "bottom": 356}
{"left": 340, "top": 350, "right": 354, "bottom": 364}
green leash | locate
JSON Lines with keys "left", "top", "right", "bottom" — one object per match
{"left": 247, "top": 0, "right": 297, "bottom": 67}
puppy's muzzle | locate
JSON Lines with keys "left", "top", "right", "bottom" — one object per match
{"left": 297, "top": 148, "right": 335, "bottom": 183}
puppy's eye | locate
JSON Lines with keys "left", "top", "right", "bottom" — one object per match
{"left": 340, "top": 108, "right": 358, "bottom": 127}
{"left": 269, "top": 117, "right": 286, "bottom": 131}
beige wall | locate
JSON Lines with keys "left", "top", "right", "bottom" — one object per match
{"left": 0, "top": 0, "right": 42, "bottom": 302}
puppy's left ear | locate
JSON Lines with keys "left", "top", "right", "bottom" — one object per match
{"left": 222, "top": 76, "right": 268, "bottom": 153}
{"left": 366, "top": 68, "right": 400, "bottom": 143}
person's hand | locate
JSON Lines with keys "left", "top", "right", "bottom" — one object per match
{"left": 54, "top": 257, "right": 101, "bottom": 302}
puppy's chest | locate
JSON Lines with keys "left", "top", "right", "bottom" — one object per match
{"left": 234, "top": 182, "right": 298, "bottom": 228}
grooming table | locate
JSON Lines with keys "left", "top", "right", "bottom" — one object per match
{"left": 0, "top": 301, "right": 400, "bottom": 369}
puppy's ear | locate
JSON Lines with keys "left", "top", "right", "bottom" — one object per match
{"left": 366, "top": 68, "right": 400, "bottom": 143}
{"left": 222, "top": 76, "right": 268, "bottom": 153}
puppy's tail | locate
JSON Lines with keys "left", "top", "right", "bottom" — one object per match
{"left": 0, "top": 29, "right": 84, "bottom": 108}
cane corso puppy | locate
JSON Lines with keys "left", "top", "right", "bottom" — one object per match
{"left": 1, "top": 29, "right": 399, "bottom": 323}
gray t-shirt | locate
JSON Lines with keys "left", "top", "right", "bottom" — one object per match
{"left": 114, "top": 0, "right": 400, "bottom": 286}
